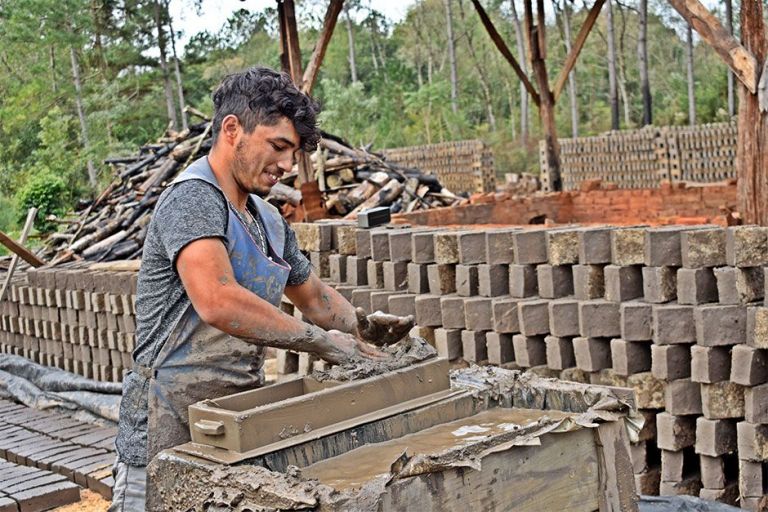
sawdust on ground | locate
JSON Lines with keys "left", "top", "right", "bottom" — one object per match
{"left": 54, "top": 489, "right": 109, "bottom": 511}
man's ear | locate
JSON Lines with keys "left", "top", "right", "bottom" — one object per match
{"left": 219, "top": 115, "right": 241, "bottom": 146}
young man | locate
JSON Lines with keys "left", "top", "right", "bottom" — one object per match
{"left": 110, "top": 66, "right": 413, "bottom": 511}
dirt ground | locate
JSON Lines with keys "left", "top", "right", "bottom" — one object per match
{"left": 55, "top": 489, "right": 109, "bottom": 511}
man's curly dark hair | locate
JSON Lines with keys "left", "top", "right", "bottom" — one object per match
{"left": 211, "top": 66, "right": 321, "bottom": 152}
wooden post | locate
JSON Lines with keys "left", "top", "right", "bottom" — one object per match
{"left": 302, "top": 0, "right": 344, "bottom": 95}
{"left": 0, "top": 229, "right": 46, "bottom": 268}
{"left": 277, "top": 1, "right": 290, "bottom": 74}
{"left": 736, "top": 0, "right": 767, "bottom": 225}
{"left": 0, "top": 208, "right": 37, "bottom": 303}
{"left": 524, "top": 0, "right": 561, "bottom": 191}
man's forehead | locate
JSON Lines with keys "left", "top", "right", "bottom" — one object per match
{"left": 258, "top": 118, "right": 299, "bottom": 146}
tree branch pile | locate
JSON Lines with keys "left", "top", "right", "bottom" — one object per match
{"left": 42, "top": 122, "right": 461, "bottom": 264}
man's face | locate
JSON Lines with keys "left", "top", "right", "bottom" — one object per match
{"left": 231, "top": 116, "right": 300, "bottom": 197}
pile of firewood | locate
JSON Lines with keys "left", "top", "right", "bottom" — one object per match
{"left": 42, "top": 120, "right": 461, "bottom": 264}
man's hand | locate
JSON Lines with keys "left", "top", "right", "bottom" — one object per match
{"left": 316, "top": 330, "right": 389, "bottom": 365}
{"left": 356, "top": 308, "right": 415, "bottom": 347}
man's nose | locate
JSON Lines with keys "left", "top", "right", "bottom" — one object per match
{"left": 276, "top": 153, "right": 295, "bottom": 172}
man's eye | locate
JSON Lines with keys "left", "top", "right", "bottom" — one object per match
{"left": 271, "top": 143, "right": 285, "bottom": 151}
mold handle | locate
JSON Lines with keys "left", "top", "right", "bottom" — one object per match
{"left": 193, "top": 419, "right": 225, "bottom": 436}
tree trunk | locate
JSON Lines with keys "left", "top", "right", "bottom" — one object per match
{"left": 444, "top": 0, "right": 459, "bottom": 114}
{"left": 69, "top": 46, "right": 97, "bottom": 189}
{"left": 510, "top": 0, "right": 529, "bottom": 145}
{"left": 724, "top": 0, "right": 734, "bottom": 117}
{"left": 616, "top": 4, "right": 632, "bottom": 127}
{"left": 345, "top": 8, "right": 358, "bottom": 83}
{"left": 736, "top": 0, "right": 767, "bottom": 225}
{"left": 686, "top": 23, "right": 696, "bottom": 125}
{"left": 154, "top": 0, "right": 178, "bottom": 131}
{"left": 558, "top": 1, "right": 579, "bottom": 137}
{"left": 50, "top": 45, "right": 58, "bottom": 94}
{"left": 164, "top": 0, "right": 188, "bottom": 131}
{"left": 606, "top": 0, "right": 620, "bottom": 130}
{"left": 458, "top": 0, "right": 496, "bottom": 130}
{"left": 638, "top": 0, "right": 652, "bottom": 125}
{"left": 525, "top": 0, "right": 561, "bottom": 190}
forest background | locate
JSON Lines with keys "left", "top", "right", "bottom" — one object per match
{"left": 0, "top": 0, "right": 737, "bottom": 241}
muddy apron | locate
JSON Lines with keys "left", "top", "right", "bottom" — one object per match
{"left": 137, "top": 158, "right": 291, "bottom": 461}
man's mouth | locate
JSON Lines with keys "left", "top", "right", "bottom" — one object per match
{"left": 264, "top": 170, "right": 281, "bottom": 186}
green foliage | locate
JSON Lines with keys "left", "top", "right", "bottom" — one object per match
{"left": 15, "top": 173, "right": 68, "bottom": 233}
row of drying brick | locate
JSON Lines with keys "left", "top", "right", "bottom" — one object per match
{"left": 0, "top": 459, "right": 80, "bottom": 512}
{"left": 0, "top": 399, "right": 115, "bottom": 500}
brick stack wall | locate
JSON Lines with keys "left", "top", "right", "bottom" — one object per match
{"left": 280, "top": 221, "right": 768, "bottom": 508}
{"left": 381, "top": 139, "right": 496, "bottom": 194}
{"left": 0, "top": 263, "right": 137, "bottom": 383}
{"left": 544, "top": 123, "right": 737, "bottom": 192}
{"left": 397, "top": 181, "right": 737, "bottom": 228}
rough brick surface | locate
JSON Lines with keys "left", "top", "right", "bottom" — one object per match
{"left": 676, "top": 268, "right": 718, "bottom": 305}
{"left": 435, "top": 328, "right": 462, "bottom": 359}
{"left": 388, "top": 229, "right": 417, "bottom": 262}
{"left": 434, "top": 232, "right": 462, "bottom": 265}
{"left": 737, "top": 422, "right": 768, "bottom": 462}
{"left": 578, "top": 300, "right": 620, "bottom": 338}
{"left": 464, "top": 297, "right": 493, "bottom": 331}
{"left": 508, "top": 264, "right": 538, "bottom": 298}
{"left": 573, "top": 264, "right": 605, "bottom": 300}
{"left": 439, "top": 296, "right": 466, "bottom": 329}
{"left": 546, "top": 229, "right": 580, "bottom": 265}
{"left": 690, "top": 345, "right": 731, "bottom": 384}
{"left": 388, "top": 294, "right": 416, "bottom": 318}
{"left": 745, "top": 383, "right": 768, "bottom": 423}
{"left": 485, "top": 229, "right": 517, "bottom": 265}
{"left": 512, "top": 334, "right": 546, "bottom": 367}
{"left": 355, "top": 229, "right": 372, "bottom": 258}
{"left": 536, "top": 265, "right": 574, "bottom": 299}
{"left": 411, "top": 231, "right": 436, "bottom": 263}
{"left": 695, "top": 417, "right": 737, "bottom": 457}
{"left": 517, "top": 299, "right": 550, "bottom": 336}
{"left": 643, "top": 266, "right": 677, "bottom": 304}
{"left": 407, "top": 263, "right": 430, "bottom": 294}
{"left": 478, "top": 264, "right": 509, "bottom": 297}
{"left": 548, "top": 299, "right": 580, "bottom": 337}
{"left": 345, "top": 256, "right": 368, "bottom": 286}
{"left": 367, "top": 260, "right": 384, "bottom": 289}
{"left": 714, "top": 266, "right": 764, "bottom": 305}
{"left": 457, "top": 231, "right": 487, "bottom": 264}
{"left": 573, "top": 337, "right": 612, "bottom": 372}
{"left": 681, "top": 228, "right": 726, "bottom": 268}
{"left": 370, "top": 291, "right": 395, "bottom": 313}
{"left": 652, "top": 344, "right": 692, "bottom": 380}
{"left": 370, "top": 230, "right": 391, "bottom": 261}
{"left": 383, "top": 261, "right": 408, "bottom": 292}
{"left": 545, "top": 335, "right": 576, "bottom": 370}
{"left": 578, "top": 227, "right": 613, "bottom": 265}
{"left": 455, "top": 265, "right": 479, "bottom": 297}
{"left": 701, "top": 381, "right": 745, "bottom": 419}
{"left": 645, "top": 227, "right": 685, "bottom": 267}
{"left": 512, "top": 230, "right": 548, "bottom": 265}
{"left": 427, "top": 264, "right": 456, "bottom": 295}
{"left": 414, "top": 295, "right": 442, "bottom": 327}
{"left": 652, "top": 304, "right": 696, "bottom": 345}
{"left": 621, "top": 301, "right": 652, "bottom": 341}
{"left": 604, "top": 265, "right": 644, "bottom": 302}
{"left": 730, "top": 344, "right": 768, "bottom": 386}
{"left": 492, "top": 297, "right": 522, "bottom": 333}
{"left": 611, "top": 338, "right": 651, "bottom": 376}
{"left": 694, "top": 304, "right": 747, "bottom": 347}
{"left": 461, "top": 330, "right": 488, "bottom": 362}
{"left": 747, "top": 306, "right": 768, "bottom": 349}
{"left": 726, "top": 226, "right": 768, "bottom": 267}
{"left": 657, "top": 412, "right": 696, "bottom": 451}
{"left": 738, "top": 459, "right": 766, "bottom": 497}
{"left": 665, "top": 379, "right": 702, "bottom": 416}
{"left": 611, "top": 228, "right": 646, "bottom": 266}
{"left": 486, "top": 332, "right": 514, "bottom": 364}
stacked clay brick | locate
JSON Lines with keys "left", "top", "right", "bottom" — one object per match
{"left": 381, "top": 139, "right": 495, "bottom": 194}
{"left": 282, "top": 221, "right": 768, "bottom": 508}
{"left": 0, "top": 263, "right": 137, "bottom": 383}
{"left": 547, "top": 122, "right": 737, "bottom": 192}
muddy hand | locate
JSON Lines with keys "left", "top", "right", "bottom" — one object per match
{"left": 319, "top": 329, "right": 390, "bottom": 365}
{"left": 356, "top": 308, "right": 415, "bottom": 347}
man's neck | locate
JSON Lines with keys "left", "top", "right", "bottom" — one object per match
{"left": 207, "top": 149, "right": 248, "bottom": 210}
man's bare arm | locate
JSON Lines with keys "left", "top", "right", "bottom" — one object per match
{"left": 176, "top": 238, "right": 383, "bottom": 364}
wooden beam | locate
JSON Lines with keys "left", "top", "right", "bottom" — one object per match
{"left": 0, "top": 229, "right": 45, "bottom": 268}
{"left": 470, "top": 0, "right": 540, "bottom": 107}
{"left": 553, "top": 0, "right": 606, "bottom": 102}
{"left": 302, "top": 0, "right": 344, "bottom": 94}
{"left": 668, "top": 0, "right": 758, "bottom": 94}
{"left": 0, "top": 208, "right": 37, "bottom": 302}
{"left": 277, "top": 1, "right": 290, "bottom": 74}
{"left": 281, "top": 0, "right": 304, "bottom": 88}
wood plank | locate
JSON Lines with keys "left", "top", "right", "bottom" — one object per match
{"left": 595, "top": 421, "right": 639, "bottom": 511}
{"left": 553, "top": 0, "right": 607, "bottom": 102}
{"left": 0, "top": 207, "right": 37, "bottom": 302}
{"left": 470, "top": 0, "right": 541, "bottom": 107}
{"left": 0, "top": 230, "right": 45, "bottom": 268}
{"left": 668, "top": 0, "right": 758, "bottom": 93}
{"left": 301, "top": 0, "right": 344, "bottom": 94}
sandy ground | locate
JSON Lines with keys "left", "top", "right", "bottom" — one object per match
{"left": 54, "top": 489, "right": 109, "bottom": 511}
